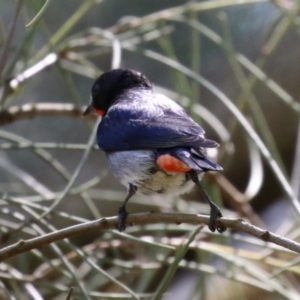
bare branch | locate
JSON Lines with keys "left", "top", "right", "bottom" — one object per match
{"left": 0, "top": 103, "right": 93, "bottom": 126}
{"left": 0, "top": 212, "right": 299, "bottom": 263}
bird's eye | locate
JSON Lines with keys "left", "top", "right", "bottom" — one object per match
{"left": 92, "top": 83, "right": 100, "bottom": 96}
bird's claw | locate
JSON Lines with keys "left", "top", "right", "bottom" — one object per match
{"left": 209, "top": 206, "right": 226, "bottom": 233}
{"left": 117, "top": 206, "right": 128, "bottom": 232}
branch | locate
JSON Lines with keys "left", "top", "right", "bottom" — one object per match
{"left": 0, "top": 103, "right": 92, "bottom": 126}
{"left": 0, "top": 212, "right": 299, "bottom": 262}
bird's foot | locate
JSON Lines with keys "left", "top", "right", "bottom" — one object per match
{"left": 208, "top": 203, "right": 226, "bottom": 233}
{"left": 117, "top": 206, "right": 128, "bottom": 232}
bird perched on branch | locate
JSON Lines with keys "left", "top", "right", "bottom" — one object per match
{"left": 83, "top": 69, "right": 226, "bottom": 233}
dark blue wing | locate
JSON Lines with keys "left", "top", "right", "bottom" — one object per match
{"left": 97, "top": 90, "right": 218, "bottom": 152}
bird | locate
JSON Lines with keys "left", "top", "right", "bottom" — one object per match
{"left": 83, "top": 68, "right": 226, "bottom": 233}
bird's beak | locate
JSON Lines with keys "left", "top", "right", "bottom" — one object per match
{"left": 83, "top": 103, "right": 94, "bottom": 116}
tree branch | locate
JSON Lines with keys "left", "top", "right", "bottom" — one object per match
{"left": 0, "top": 103, "right": 91, "bottom": 126}
{"left": 0, "top": 212, "right": 299, "bottom": 262}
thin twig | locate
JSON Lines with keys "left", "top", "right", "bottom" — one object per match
{"left": 38, "top": 121, "right": 99, "bottom": 219}
{"left": 65, "top": 287, "right": 73, "bottom": 300}
{"left": 0, "top": 0, "right": 22, "bottom": 77}
{"left": 0, "top": 103, "right": 92, "bottom": 126}
{"left": 0, "top": 212, "right": 299, "bottom": 263}
{"left": 108, "top": 0, "right": 267, "bottom": 35}
{"left": 26, "top": 0, "right": 52, "bottom": 27}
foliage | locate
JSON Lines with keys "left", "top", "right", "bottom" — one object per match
{"left": 0, "top": 0, "right": 300, "bottom": 299}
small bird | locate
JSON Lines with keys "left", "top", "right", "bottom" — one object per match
{"left": 83, "top": 69, "right": 226, "bottom": 233}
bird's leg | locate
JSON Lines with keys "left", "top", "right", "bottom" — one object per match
{"left": 188, "top": 171, "right": 226, "bottom": 233}
{"left": 118, "top": 183, "right": 137, "bottom": 232}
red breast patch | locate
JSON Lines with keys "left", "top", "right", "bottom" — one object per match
{"left": 95, "top": 109, "right": 105, "bottom": 116}
{"left": 157, "top": 154, "right": 191, "bottom": 173}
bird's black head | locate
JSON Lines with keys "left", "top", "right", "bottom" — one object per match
{"left": 83, "top": 69, "right": 152, "bottom": 116}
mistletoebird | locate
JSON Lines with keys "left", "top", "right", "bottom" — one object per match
{"left": 83, "top": 69, "right": 226, "bottom": 233}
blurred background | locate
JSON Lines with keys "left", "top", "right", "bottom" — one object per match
{"left": 1, "top": 0, "right": 300, "bottom": 299}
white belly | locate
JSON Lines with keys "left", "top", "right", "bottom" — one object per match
{"left": 107, "top": 150, "right": 204, "bottom": 195}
